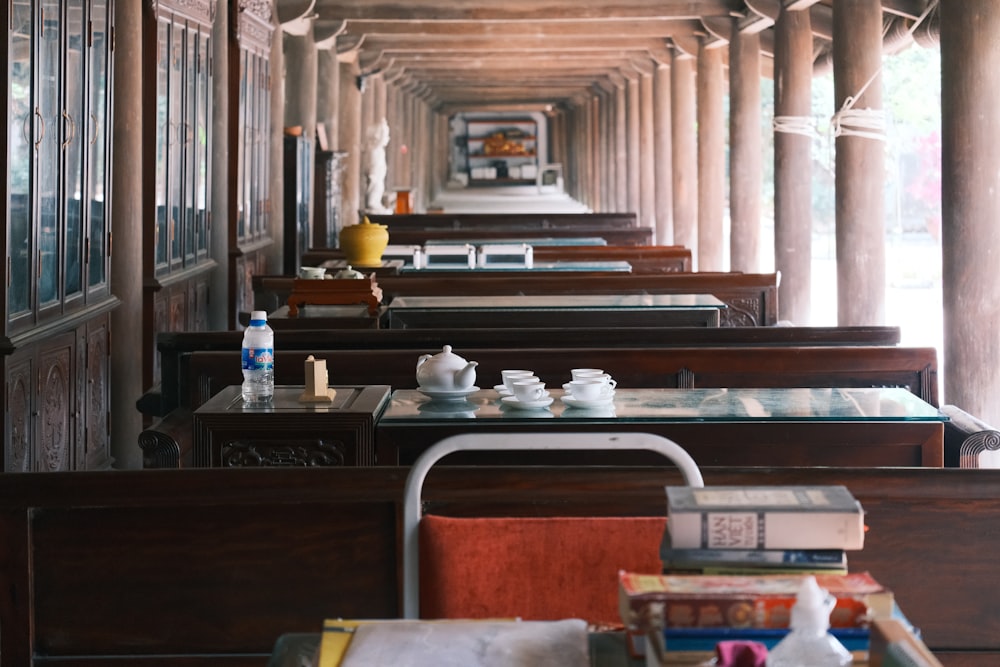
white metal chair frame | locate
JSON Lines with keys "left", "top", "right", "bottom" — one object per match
{"left": 401, "top": 432, "right": 704, "bottom": 619}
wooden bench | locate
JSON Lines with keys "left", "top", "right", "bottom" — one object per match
{"left": 366, "top": 211, "right": 640, "bottom": 230}
{"left": 138, "top": 344, "right": 939, "bottom": 468}
{"left": 137, "top": 325, "right": 903, "bottom": 418}
{"left": 252, "top": 272, "right": 781, "bottom": 327}
{"left": 0, "top": 465, "right": 996, "bottom": 666}
{"left": 383, "top": 226, "right": 654, "bottom": 246}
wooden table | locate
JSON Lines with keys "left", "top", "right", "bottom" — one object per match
{"left": 375, "top": 387, "right": 947, "bottom": 467}
{"left": 193, "top": 384, "right": 391, "bottom": 467}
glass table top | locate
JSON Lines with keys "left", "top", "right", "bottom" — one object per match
{"left": 424, "top": 237, "right": 608, "bottom": 246}
{"left": 385, "top": 294, "right": 727, "bottom": 310}
{"left": 380, "top": 387, "right": 947, "bottom": 422}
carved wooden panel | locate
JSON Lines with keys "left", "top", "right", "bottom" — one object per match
{"left": 5, "top": 349, "right": 34, "bottom": 472}
{"left": 85, "top": 315, "right": 112, "bottom": 470}
{"left": 37, "top": 334, "right": 76, "bottom": 472}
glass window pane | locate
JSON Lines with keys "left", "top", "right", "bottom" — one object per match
{"left": 155, "top": 19, "right": 170, "bottom": 270}
{"left": 38, "top": 0, "right": 64, "bottom": 307}
{"left": 8, "top": 0, "right": 34, "bottom": 317}
{"left": 168, "top": 22, "right": 184, "bottom": 265}
{"left": 88, "top": 0, "right": 110, "bottom": 289}
{"left": 64, "top": 1, "right": 86, "bottom": 298}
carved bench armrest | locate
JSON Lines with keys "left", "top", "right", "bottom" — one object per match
{"left": 942, "top": 404, "right": 1000, "bottom": 468}
{"left": 138, "top": 408, "right": 194, "bottom": 469}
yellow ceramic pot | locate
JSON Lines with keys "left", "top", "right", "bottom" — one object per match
{"left": 339, "top": 216, "right": 389, "bottom": 266}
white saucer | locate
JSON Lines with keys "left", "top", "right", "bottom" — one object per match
{"left": 501, "top": 395, "right": 554, "bottom": 410}
{"left": 417, "top": 386, "right": 480, "bottom": 401}
{"left": 561, "top": 394, "right": 615, "bottom": 409}
{"left": 493, "top": 384, "right": 513, "bottom": 396}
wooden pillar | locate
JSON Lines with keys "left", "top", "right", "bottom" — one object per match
{"left": 639, "top": 65, "right": 657, "bottom": 235}
{"left": 626, "top": 72, "right": 642, "bottom": 218}
{"left": 283, "top": 29, "right": 318, "bottom": 260}
{"left": 600, "top": 86, "right": 615, "bottom": 212}
{"left": 773, "top": 6, "right": 814, "bottom": 324}
{"left": 653, "top": 61, "right": 673, "bottom": 245}
{"left": 110, "top": 0, "right": 144, "bottom": 467}
{"left": 337, "top": 50, "right": 362, "bottom": 226}
{"left": 697, "top": 41, "right": 725, "bottom": 271}
{"left": 833, "top": 0, "right": 885, "bottom": 325}
{"left": 591, "top": 94, "right": 603, "bottom": 212}
{"left": 316, "top": 47, "right": 340, "bottom": 149}
{"left": 672, "top": 53, "right": 698, "bottom": 264}
{"left": 283, "top": 31, "right": 318, "bottom": 141}
{"left": 941, "top": 0, "right": 1000, "bottom": 424}
{"left": 614, "top": 78, "right": 628, "bottom": 213}
{"left": 729, "top": 25, "right": 762, "bottom": 273}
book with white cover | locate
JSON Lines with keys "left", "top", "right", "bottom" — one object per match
{"left": 665, "top": 485, "right": 865, "bottom": 551}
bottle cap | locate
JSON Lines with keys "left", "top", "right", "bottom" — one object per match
{"left": 250, "top": 310, "right": 268, "bottom": 324}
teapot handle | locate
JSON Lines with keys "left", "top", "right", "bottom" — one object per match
{"left": 416, "top": 354, "right": 431, "bottom": 368}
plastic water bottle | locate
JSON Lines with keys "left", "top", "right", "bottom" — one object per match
{"left": 766, "top": 576, "right": 852, "bottom": 667}
{"left": 241, "top": 310, "right": 274, "bottom": 404}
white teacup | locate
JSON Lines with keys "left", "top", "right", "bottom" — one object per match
{"left": 567, "top": 379, "right": 614, "bottom": 401}
{"left": 298, "top": 266, "right": 326, "bottom": 279}
{"left": 573, "top": 372, "right": 617, "bottom": 389}
{"left": 571, "top": 368, "right": 605, "bottom": 380}
{"left": 501, "top": 370, "right": 536, "bottom": 391}
{"left": 511, "top": 379, "right": 548, "bottom": 403}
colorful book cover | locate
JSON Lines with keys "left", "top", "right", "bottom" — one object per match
{"left": 618, "top": 570, "right": 893, "bottom": 632}
{"left": 665, "top": 485, "right": 866, "bottom": 550}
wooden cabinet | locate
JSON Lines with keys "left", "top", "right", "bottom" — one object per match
{"left": 3, "top": 0, "right": 116, "bottom": 472}
{"left": 142, "top": 0, "right": 215, "bottom": 388}
{"left": 465, "top": 118, "right": 539, "bottom": 185}
{"left": 313, "top": 150, "right": 349, "bottom": 249}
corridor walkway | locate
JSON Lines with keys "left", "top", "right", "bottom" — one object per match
{"left": 429, "top": 183, "right": 590, "bottom": 214}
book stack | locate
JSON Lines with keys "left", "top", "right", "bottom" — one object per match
{"left": 618, "top": 570, "right": 895, "bottom": 661}
{"left": 661, "top": 485, "right": 867, "bottom": 576}
{"left": 621, "top": 485, "right": 886, "bottom": 662}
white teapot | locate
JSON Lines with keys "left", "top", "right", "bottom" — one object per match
{"left": 332, "top": 265, "right": 367, "bottom": 280}
{"left": 415, "top": 345, "right": 478, "bottom": 391}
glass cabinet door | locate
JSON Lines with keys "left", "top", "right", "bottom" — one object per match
{"left": 87, "top": 0, "right": 112, "bottom": 294}
{"left": 8, "top": 0, "right": 34, "bottom": 324}
{"left": 63, "top": 0, "right": 87, "bottom": 305}
{"left": 195, "top": 29, "right": 211, "bottom": 260}
{"left": 154, "top": 18, "right": 170, "bottom": 271}
{"left": 37, "top": 0, "right": 63, "bottom": 311}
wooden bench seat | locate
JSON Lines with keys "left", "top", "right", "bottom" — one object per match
{"left": 252, "top": 271, "right": 781, "bottom": 326}
{"left": 366, "top": 211, "right": 640, "bottom": 230}
{"left": 382, "top": 226, "right": 654, "bottom": 246}
{"left": 0, "top": 465, "right": 996, "bottom": 666}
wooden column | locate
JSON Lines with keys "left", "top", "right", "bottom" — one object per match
{"left": 316, "top": 47, "right": 340, "bottom": 150}
{"left": 833, "top": 0, "right": 885, "bottom": 325}
{"left": 639, "top": 65, "right": 657, "bottom": 235}
{"left": 337, "top": 50, "right": 362, "bottom": 226}
{"left": 773, "top": 6, "right": 814, "bottom": 324}
{"left": 941, "top": 0, "right": 1000, "bottom": 424}
{"left": 672, "top": 52, "right": 698, "bottom": 263}
{"left": 729, "top": 25, "right": 762, "bottom": 273}
{"left": 626, "top": 72, "right": 642, "bottom": 219}
{"left": 283, "top": 31, "right": 318, "bottom": 141}
{"left": 614, "top": 77, "right": 628, "bottom": 213}
{"left": 653, "top": 61, "right": 673, "bottom": 245}
{"left": 589, "top": 97, "right": 602, "bottom": 211}
{"left": 110, "top": 0, "right": 144, "bottom": 467}
{"left": 600, "top": 85, "right": 615, "bottom": 212}
{"left": 697, "top": 41, "right": 725, "bottom": 271}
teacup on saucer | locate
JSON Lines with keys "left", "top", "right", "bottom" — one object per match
{"left": 511, "top": 379, "right": 549, "bottom": 403}
{"left": 566, "top": 378, "right": 613, "bottom": 401}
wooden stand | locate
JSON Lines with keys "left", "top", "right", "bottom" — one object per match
{"left": 298, "top": 355, "right": 336, "bottom": 404}
{"left": 287, "top": 275, "right": 383, "bottom": 316}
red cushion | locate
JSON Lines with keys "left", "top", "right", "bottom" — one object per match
{"left": 418, "top": 515, "right": 666, "bottom": 625}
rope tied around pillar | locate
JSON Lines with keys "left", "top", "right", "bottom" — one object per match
{"left": 829, "top": 0, "right": 939, "bottom": 143}
{"left": 773, "top": 115, "right": 818, "bottom": 139}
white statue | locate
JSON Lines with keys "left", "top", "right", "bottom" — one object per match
{"left": 364, "top": 118, "right": 391, "bottom": 213}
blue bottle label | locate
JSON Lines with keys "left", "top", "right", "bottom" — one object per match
{"left": 242, "top": 347, "right": 274, "bottom": 371}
